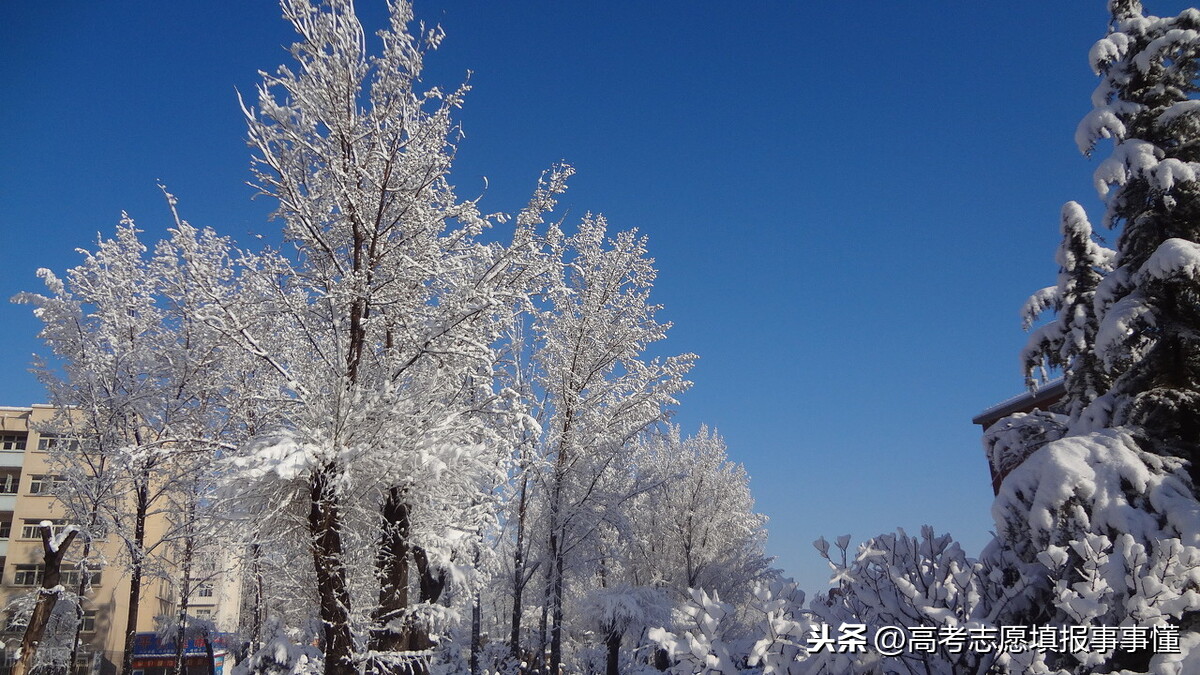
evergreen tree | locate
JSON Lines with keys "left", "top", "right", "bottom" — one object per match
{"left": 985, "top": 3, "right": 1200, "bottom": 671}
{"left": 1080, "top": 0, "right": 1200, "bottom": 464}
{"left": 1020, "top": 201, "right": 1115, "bottom": 424}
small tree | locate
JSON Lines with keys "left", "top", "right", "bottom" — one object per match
{"left": 1020, "top": 201, "right": 1116, "bottom": 423}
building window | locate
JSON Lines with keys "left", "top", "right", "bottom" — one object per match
{"left": 0, "top": 521, "right": 11, "bottom": 539}
{"left": 73, "top": 646, "right": 95, "bottom": 675}
{"left": 79, "top": 610, "right": 96, "bottom": 633}
{"left": 192, "top": 608, "right": 212, "bottom": 620}
{"left": 27, "top": 475, "right": 64, "bottom": 495}
{"left": 197, "top": 582, "right": 214, "bottom": 598}
{"left": 0, "top": 473, "right": 19, "bottom": 495}
{"left": 20, "top": 519, "right": 66, "bottom": 539}
{"left": 61, "top": 568, "right": 102, "bottom": 589}
{"left": 14, "top": 564, "right": 43, "bottom": 587}
{"left": 37, "top": 435, "right": 83, "bottom": 452}
{"left": 0, "top": 435, "right": 25, "bottom": 451}
{"left": 13, "top": 564, "right": 100, "bottom": 588}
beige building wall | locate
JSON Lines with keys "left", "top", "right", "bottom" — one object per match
{"left": 0, "top": 405, "right": 240, "bottom": 675}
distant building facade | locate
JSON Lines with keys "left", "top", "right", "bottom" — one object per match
{"left": 0, "top": 405, "right": 240, "bottom": 675}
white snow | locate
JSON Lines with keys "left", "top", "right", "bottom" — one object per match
{"left": 1076, "top": 107, "right": 1126, "bottom": 153}
{"left": 1088, "top": 32, "right": 1131, "bottom": 74}
{"left": 1095, "top": 290, "right": 1154, "bottom": 368}
{"left": 1135, "top": 29, "right": 1200, "bottom": 73}
{"left": 1140, "top": 237, "right": 1200, "bottom": 281}
{"left": 995, "top": 429, "right": 1200, "bottom": 548}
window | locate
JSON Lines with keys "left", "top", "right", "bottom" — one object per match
{"left": 192, "top": 608, "right": 212, "bottom": 620}
{"left": 197, "top": 582, "right": 214, "bottom": 598}
{"left": 14, "top": 564, "right": 42, "bottom": 586}
{"left": 12, "top": 564, "right": 100, "bottom": 588}
{"left": 0, "top": 521, "right": 11, "bottom": 539}
{"left": 0, "top": 434, "right": 25, "bottom": 451}
{"left": 28, "top": 474, "right": 64, "bottom": 495}
{"left": 20, "top": 519, "right": 66, "bottom": 539}
{"left": 61, "top": 568, "right": 102, "bottom": 588}
{"left": 37, "top": 435, "right": 83, "bottom": 452}
{"left": 73, "top": 647, "right": 96, "bottom": 675}
{"left": 80, "top": 610, "right": 96, "bottom": 633}
{"left": 0, "top": 473, "right": 19, "bottom": 495}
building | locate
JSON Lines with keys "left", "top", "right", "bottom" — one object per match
{"left": 0, "top": 405, "right": 240, "bottom": 675}
{"left": 972, "top": 379, "right": 1067, "bottom": 495}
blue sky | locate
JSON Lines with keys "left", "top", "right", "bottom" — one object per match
{"left": 3, "top": 2, "right": 1193, "bottom": 594}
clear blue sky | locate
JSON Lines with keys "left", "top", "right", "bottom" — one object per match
{"left": 4, "top": 2, "right": 1192, "bottom": 594}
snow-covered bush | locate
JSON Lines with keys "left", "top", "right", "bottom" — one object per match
{"left": 649, "top": 588, "right": 745, "bottom": 674}
{"left": 234, "top": 617, "right": 324, "bottom": 675}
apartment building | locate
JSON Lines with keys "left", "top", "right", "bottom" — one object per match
{"left": 0, "top": 405, "right": 239, "bottom": 675}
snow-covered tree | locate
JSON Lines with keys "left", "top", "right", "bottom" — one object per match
{"left": 194, "top": 1, "right": 567, "bottom": 672}
{"left": 16, "top": 216, "right": 239, "bottom": 675}
{"left": 522, "top": 215, "right": 695, "bottom": 672}
{"left": 628, "top": 427, "right": 770, "bottom": 602}
{"left": 650, "top": 575, "right": 819, "bottom": 675}
{"left": 11, "top": 523, "right": 80, "bottom": 675}
{"left": 1078, "top": 0, "right": 1200, "bottom": 450}
{"left": 1020, "top": 202, "right": 1116, "bottom": 422}
{"left": 982, "top": 3, "right": 1200, "bottom": 672}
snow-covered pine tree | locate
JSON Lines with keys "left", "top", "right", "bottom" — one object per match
{"left": 1020, "top": 201, "right": 1116, "bottom": 423}
{"left": 1080, "top": 0, "right": 1200, "bottom": 461}
{"left": 985, "top": 3, "right": 1200, "bottom": 672}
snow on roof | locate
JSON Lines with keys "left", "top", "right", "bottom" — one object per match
{"left": 972, "top": 378, "right": 1066, "bottom": 427}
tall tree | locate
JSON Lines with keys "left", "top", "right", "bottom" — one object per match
{"left": 986, "top": 3, "right": 1200, "bottom": 671}
{"left": 1079, "top": 0, "right": 1200, "bottom": 460}
{"left": 528, "top": 215, "right": 695, "bottom": 672}
{"left": 211, "top": 1, "right": 560, "bottom": 672}
{"left": 17, "top": 218, "right": 235, "bottom": 675}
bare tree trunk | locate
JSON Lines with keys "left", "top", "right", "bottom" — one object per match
{"left": 173, "top": 497, "right": 196, "bottom": 675}
{"left": 367, "top": 487, "right": 448, "bottom": 675}
{"left": 309, "top": 467, "right": 356, "bottom": 675}
{"left": 247, "top": 543, "right": 264, "bottom": 646}
{"left": 369, "top": 488, "right": 410, "bottom": 673}
{"left": 66, "top": 537, "right": 93, "bottom": 675}
{"left": 543, "top": 475, "right": 566, "bottom": 675}
{"left": 120, "top": 479, "right": 150, "bottom": 675}
{"left": 509, "top": 474, "right": 529, "bottom": 660}
{"left": 549, "top": 542, "right": 564, "bottom": 675}
{"left": 410, "top": 544, "right": 446, "bottom": 654}
{"left": 536, "top": 563, "right": 550, "bottom": 673}
{"left": 203, "top": 635, "right": 216, "bottom": 675}
{"left": 12, "top": 525, "right": 78, "bottom": 675}
{"left": 605, "top": 629, "right": 621, "bottom": 675}
{"left": 469, "top": 592, "right": 481, "bottom": 675}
